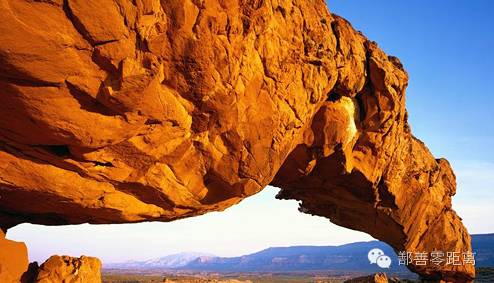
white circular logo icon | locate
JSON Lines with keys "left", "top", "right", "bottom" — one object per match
{"left": 368, "top": 248, "right": 384, "bottom": 264}
{"left": 376, "top": 255, "right": 392, "bottom": 268}
{"left": 368, "top": 248, "right": 392, "bottom": 268}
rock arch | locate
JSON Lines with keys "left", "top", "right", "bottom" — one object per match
{"left": 0, "top": 0, "right": 473, "bottom": 281}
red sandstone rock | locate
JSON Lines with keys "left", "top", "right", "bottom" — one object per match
{"left": 344, "top": 273, "right": 389, "bottom": 283}
{"left": 34, "top": 255, "right": 101, "bottom": 283}
{"left": 0, "top": 0, "right": 474, "bottom": 281}
{"left": 0, "top": 229, "right": 29, "bottom": 282}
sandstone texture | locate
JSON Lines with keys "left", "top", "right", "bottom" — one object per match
{"left": 0, "top": 229, "right": 29, "bottom": 282}
{"left": 0, "top": 0, "right": 473, "bottom": 281}
{"left": 34, "top": 255, "right": 101, "bottom": 283}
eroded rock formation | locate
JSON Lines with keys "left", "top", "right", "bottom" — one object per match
{"left": 0, "top": 229, "right": 29, "bottom": 282}
{"left": 0, "top": 0, "right": 473, "bottom": 281}
{"left": 34, "top": 255, "right": 101, "bottom": 283}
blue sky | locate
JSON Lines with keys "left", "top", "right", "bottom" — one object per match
{"left": 328, "top": 0, "right": 494, "bottom": 233}
{"left": 8, "top": 1, "right": 494, "bottom": 263}
{"left": 329, "top": 0, "right": 494, "bottom": 162}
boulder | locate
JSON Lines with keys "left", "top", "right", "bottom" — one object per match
{"left": 34, "top": 255, "right": 101, "bottom": 283}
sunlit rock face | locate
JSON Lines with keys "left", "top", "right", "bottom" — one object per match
{"left": 0, "top": 229, "right": 29, "bottom": 282}
{"left": 34, "top": 255, "right": 101, "bottom": 283}
{"left": 0, "top": 0, "right": 473, "bottom": 280}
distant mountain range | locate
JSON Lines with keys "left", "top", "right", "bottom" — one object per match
{"left": 105, "top": 234, "right": 494, "bottom": 273}
{"left": 106, "top": 252, "right": 214, "bottom": 269}
{"left": 182, "top": 241, "right": 410, "bottom": 273}
{"left": 472, "top": 233, "right": 494, "bottom": 267}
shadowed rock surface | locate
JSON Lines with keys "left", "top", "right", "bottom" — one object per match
{"left": 0, "top": 0, "right": 473, "bottom": 281}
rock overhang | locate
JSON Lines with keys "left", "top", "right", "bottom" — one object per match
{"left": 0, "top": 0, "right": 474, "bottom": 281}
